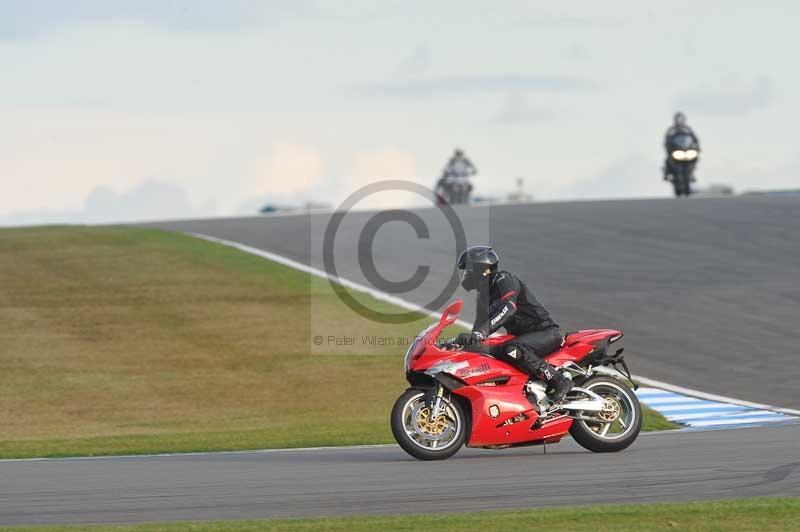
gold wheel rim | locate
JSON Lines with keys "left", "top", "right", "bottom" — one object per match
{"left": 598, "top": 397, "right": 621, "bottom": 423}
{"left": 414, "top": 406, "right": 448, "bottom": 435}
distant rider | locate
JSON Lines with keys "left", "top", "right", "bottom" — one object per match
{"left": 663, "top": 112, "right": 700, "bottom": 181}
{"left": 435, "top": 149, "right": 476, "bottom": 204}
{"left": 454, "top": 246, "right": 573, "bottom": 402}
{"left": 442, "top": 148, "right": 477, "bottom": 180}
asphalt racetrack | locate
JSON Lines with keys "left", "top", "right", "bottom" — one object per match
{"left": 148, "top": 196, "right": 800, "bottom": 409}
{"left": 3, "top": 196, "right": 797, "bottom": 526}
{"left": 2, "top": 425, "right": 799, "bottom": 526}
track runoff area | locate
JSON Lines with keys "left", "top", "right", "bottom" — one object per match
{"left": 190, "top": 232, "right": 800, "bottom": 432}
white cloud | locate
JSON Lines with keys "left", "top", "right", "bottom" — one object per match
{"left": 82, "top": 180, "right": 202, "bottom": 222}
{"left": 236, "top": 146, "right": 432, "bottom": 214}
{"left": 344, "top": 147, "right": 429, "bottom": 209}
{"left": 2, "top": 2, "right": 800, "bottom": 226}
{"left": 0, "top": 179, "right": 205, "bottom": 226}
{"left": 0, "top": 108, "right": 253, "bottom": 217}
{"left": 556, "top": 155, "right": 668, "bottom": 200}
{"left": 0, "top": 1, "right": 315, "bottom": 40}
{"left": 246, "top": 142, "right": 325, "bottom": 203}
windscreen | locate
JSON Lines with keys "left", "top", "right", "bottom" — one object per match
{"left": 671, "top": 133, "right": 694, "bottom": 149}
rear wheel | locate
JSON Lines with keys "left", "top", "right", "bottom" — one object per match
{"left": 391, "top": 389, "right": 467, "bottom": 460}
{"left": 569, "top": 376, "right": 642, "bottom": 453}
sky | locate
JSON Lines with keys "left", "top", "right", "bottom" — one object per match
{"left": 1, "top": 1, "right": 799, "bottom": 225}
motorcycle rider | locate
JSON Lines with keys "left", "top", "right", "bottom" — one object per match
{"left": 455, "top": 246, "right": 573, "bottom": 402}
{"left": 663, "top": 112, "right": 700, "bottom": 181}
{"left": 442, "top": 148, "right": 477, "bottom": 180}
{"left": 435, "top": 148, "right": 476, "bottom": 204}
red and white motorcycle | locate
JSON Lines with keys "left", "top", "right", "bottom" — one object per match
{"left": 391, "top": 300, "right": 642, "bottom": 460}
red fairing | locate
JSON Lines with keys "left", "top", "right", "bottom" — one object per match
{"left": 407, "top": 301, "right": 622, "bottom": 448}
{"left": 472, "top": 328, "right": 623, "bottom": 367}
{"left": 546, "top": 329, "right": 622, "bottom": 366}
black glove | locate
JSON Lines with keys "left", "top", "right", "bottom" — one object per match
{"left": 455, "top": 331, "right": 485, "bottom": 349}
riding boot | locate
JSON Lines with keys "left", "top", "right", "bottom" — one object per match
{"left": 537, "top": 363, "right": 572, "bottom": 403}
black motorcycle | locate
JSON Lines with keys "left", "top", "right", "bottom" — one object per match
{"left": 665, "top": 133, "right": 700, "bottom": 197}
{"left": 435, "top": 175, "right": 472, "bottom": 205}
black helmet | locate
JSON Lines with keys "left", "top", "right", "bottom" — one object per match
{"left": 674, "top": 112, "right": 686, "bottom": 126}
{"left": 457, "top": 246, "right": 499, "bottom": 291}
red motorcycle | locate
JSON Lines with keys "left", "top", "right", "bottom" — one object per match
{"left": 391, "top": 300, "right": 642, "bottom": 460}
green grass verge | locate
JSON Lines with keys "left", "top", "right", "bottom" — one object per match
{"left": 0, "top": 226, "right": 674, "bottom": 458}
{"left": 640, "top": 406, "right": 675, "bottom": 431}
{"left": 1, "top": 497, "right": 797, "bottom": 531}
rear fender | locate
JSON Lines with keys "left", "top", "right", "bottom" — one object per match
{"left": 547, "top": 330, "right": 622, "bottom": 366}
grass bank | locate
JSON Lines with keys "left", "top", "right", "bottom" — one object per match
{"left": 1, "top": 497, "right": 797, "bottom": 531}
{"left": 0, "top": 226, "right": 674, "bottom": 458}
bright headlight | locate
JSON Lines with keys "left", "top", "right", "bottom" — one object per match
{"left": 684, "top": 149, "right": 698, "bottom": 161}
{"left": 672, "top": 150, "right": 687, "bottom": 161}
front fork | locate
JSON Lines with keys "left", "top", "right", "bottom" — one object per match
{"left": 424, "top": 385, "right": 446, "bottom": 422}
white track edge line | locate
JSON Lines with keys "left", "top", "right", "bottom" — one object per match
{"left": 0, "top": 444, "right": 397, "bottom": 463}
{"left": 629, "top": 375, "right": 800, "bottom": 416}
{"left": 190, "top": 232, "right": 800, "bottom": 417}
{"left": 1, "top": 233, "right": 795, "bottom": 465}
{"left": 188, "top": 232, "right": 474, "bottom": 330}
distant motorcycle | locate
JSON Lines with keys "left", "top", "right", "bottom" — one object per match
{"left": 435, "top": 176, "right": 472, "bottom": 205}
{"left": 665, "top": 133, "right": 700, "bottom": 197}
{"left": 391, "top": 300, "right": 642, "bottom": 460}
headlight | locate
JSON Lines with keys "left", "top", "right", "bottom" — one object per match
{"left": 424, "top": 360, "right": 468, "bottom": 376}
{"left": 684, "top": 149, "right": 698, "bottom": 161}
{"left": 672, "top": 150, "right": 687, "bottom": 161}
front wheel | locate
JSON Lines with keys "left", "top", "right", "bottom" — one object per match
{"left": 391, "top": 389, "right": 467, "bottom": 460}
{"left": 673, "top": 165, "right": 691, "bottom": 197}
{"left": 569, "top": 376, "right": 642, "bottom": 453}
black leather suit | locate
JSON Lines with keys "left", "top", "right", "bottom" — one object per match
{"left": 472, "top": 270, "right": 563, "bottom": 375}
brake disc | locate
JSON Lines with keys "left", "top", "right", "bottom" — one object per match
{"left": 597, "top": 397, "right": 621, "bottom": 423}
{"left": 411, "top": 403, "right": 452, "bottom": 441}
